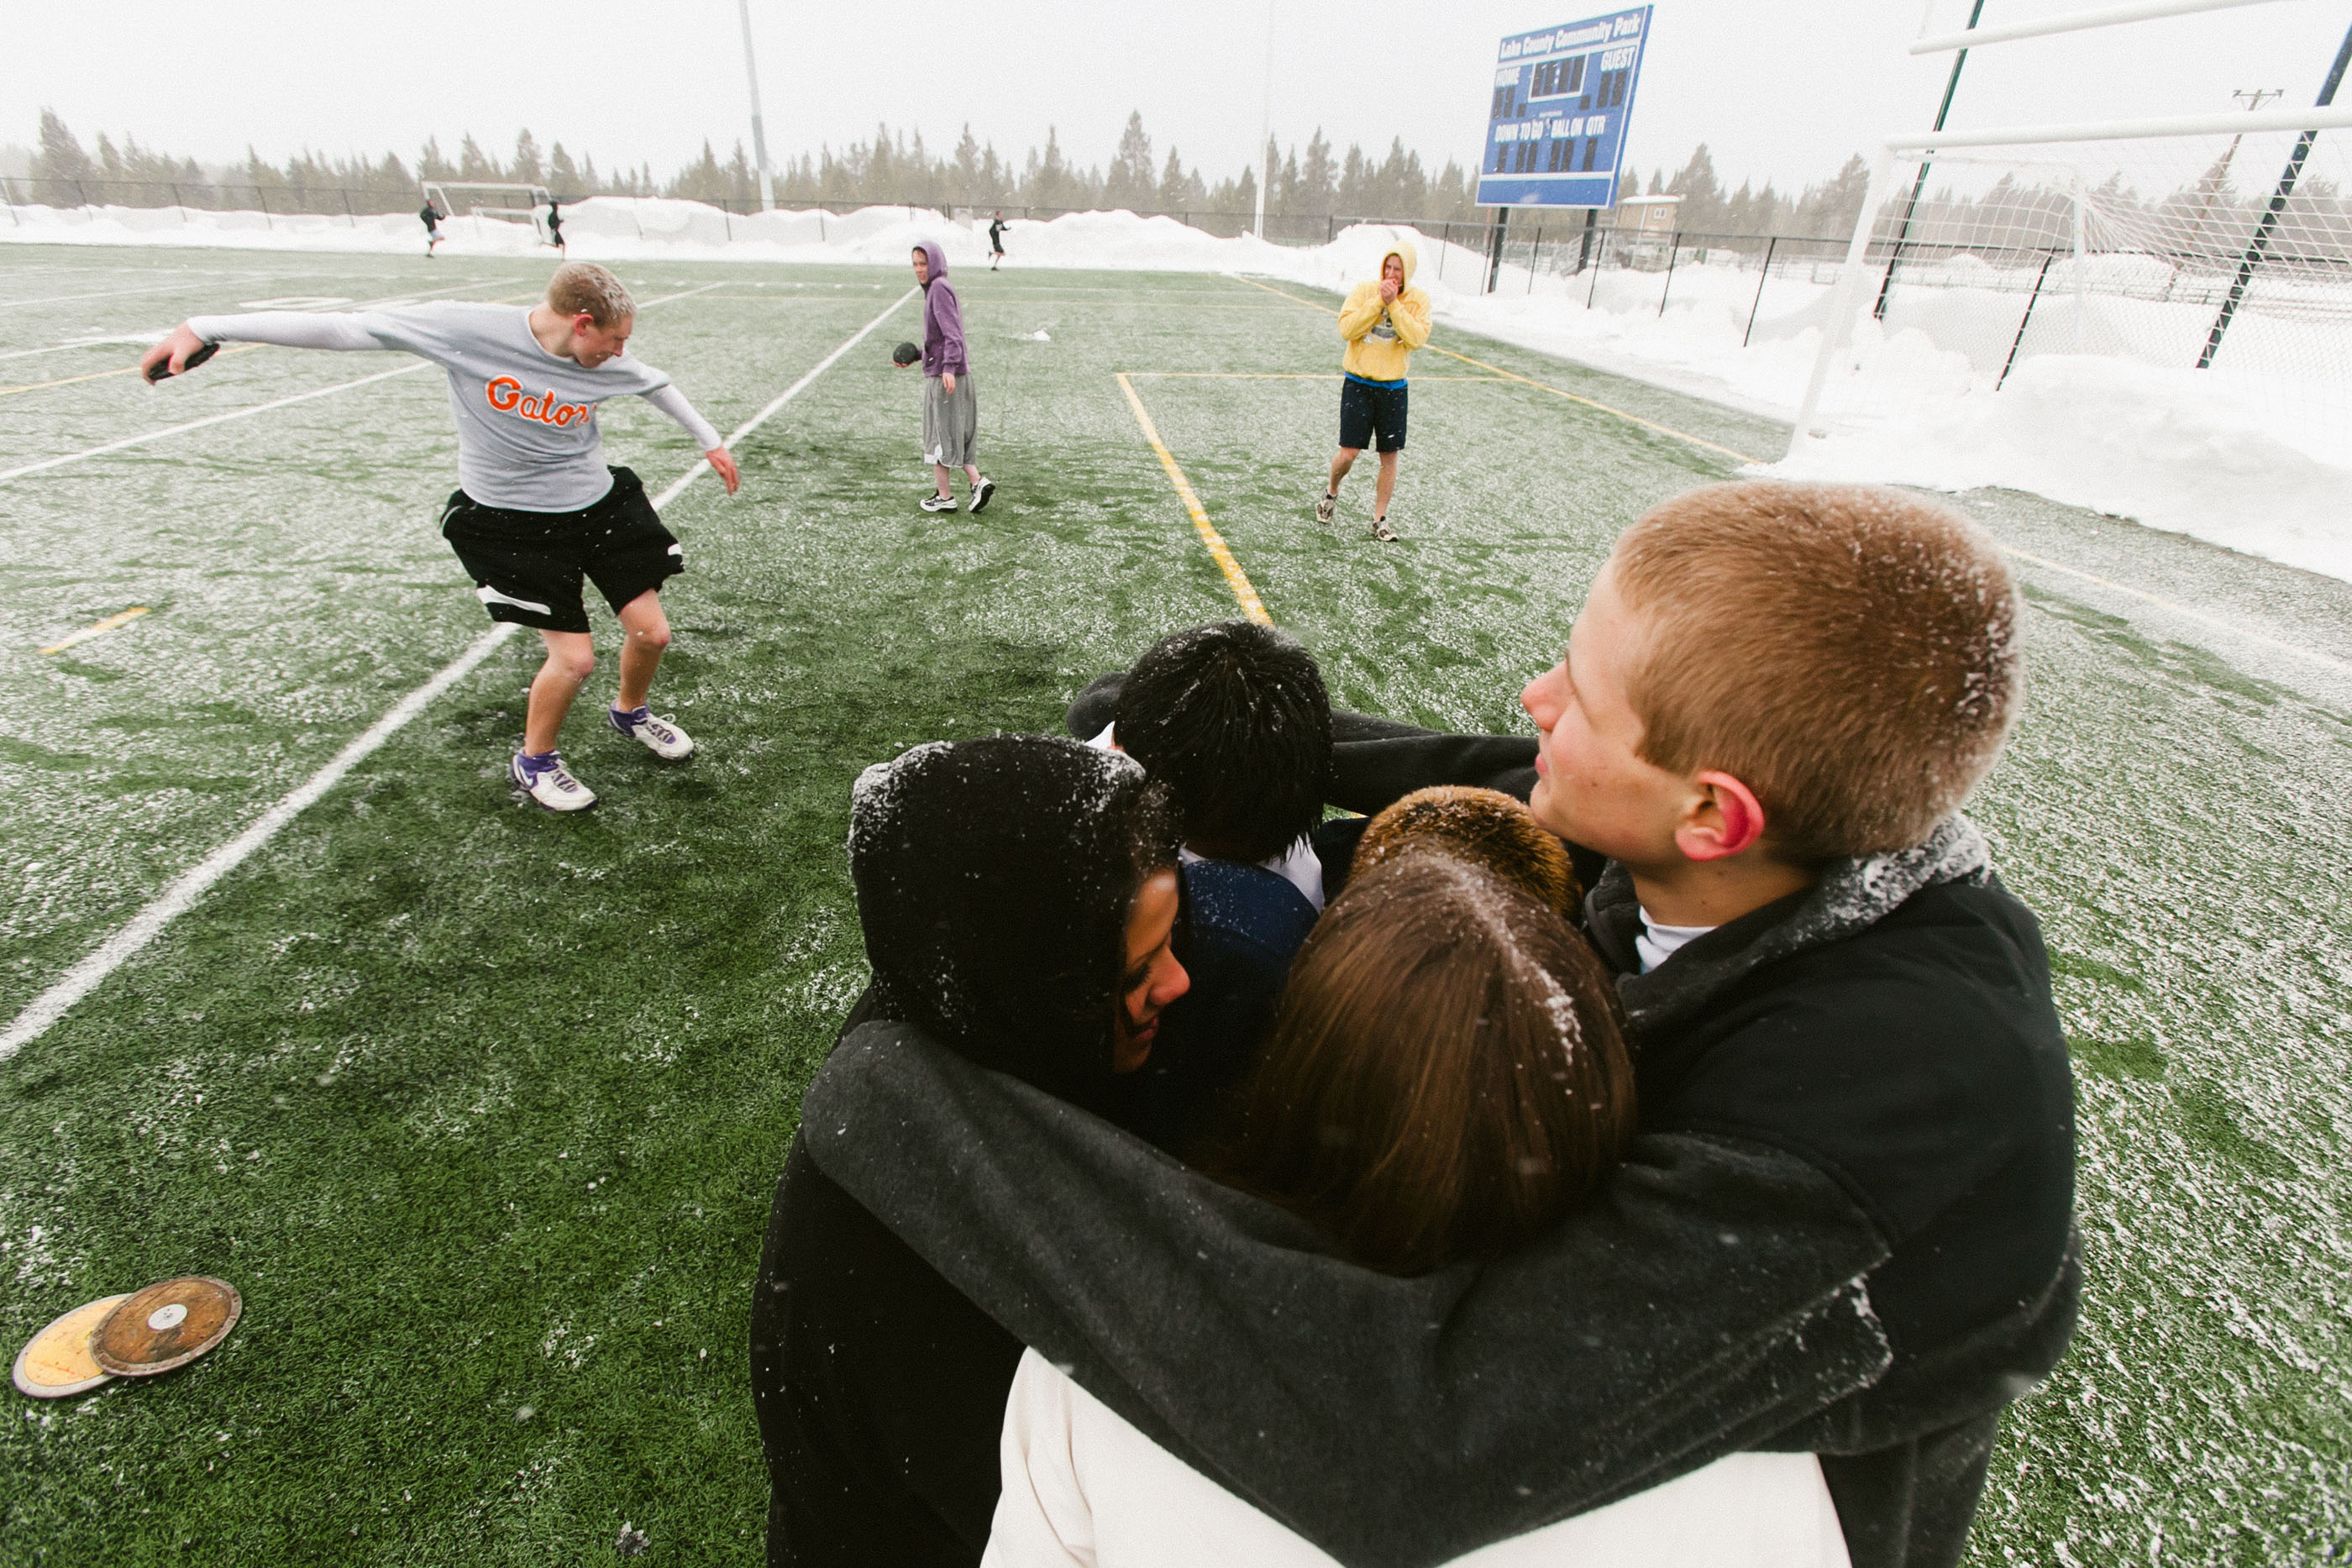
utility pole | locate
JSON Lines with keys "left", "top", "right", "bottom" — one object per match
{"left": 737, "top": 0, "right": 775, "bottom": 212}
{"left": 1254, "top": 0, "right": 1276, "bottom": 239}
{"left": 2200, "top": 24, "right": 2352, "bottom": 367}
{"left": 2180, "top": 88, "right": 2283, "bottom": 259}
{"left": 1875, "top": 0, "right": 1986, "bottom": 320}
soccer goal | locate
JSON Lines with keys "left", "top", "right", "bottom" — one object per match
{"left": 420, "top": 181, "right": 558, "bottom": 244}
{"left": 1790, "top": 91, "right": 2352, "bottom": 471}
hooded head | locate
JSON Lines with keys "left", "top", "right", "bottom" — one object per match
{"left": 1380, "top": 239, "right": 1419, "bottom": 290}
{"left": 915, "top": 240, "right": 948, "bottom": 287}
{"left": 848, "top": 736, "right": 1183, "bottom": 1116}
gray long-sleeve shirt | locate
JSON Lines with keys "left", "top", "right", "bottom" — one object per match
{"left": 186, "top": 302, "right": 721, "bottom": 511}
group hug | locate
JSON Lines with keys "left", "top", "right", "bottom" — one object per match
{"left": 748, "top": 479, "right": 2080, "bottom": 1568}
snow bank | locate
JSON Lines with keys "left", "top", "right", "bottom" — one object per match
{"left": 8, "top": 197, "right": 2345, "bottom": 582}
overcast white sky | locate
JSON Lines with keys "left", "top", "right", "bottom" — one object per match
{"left": 8, "top": 1, "right": 2344, "bottom": 196}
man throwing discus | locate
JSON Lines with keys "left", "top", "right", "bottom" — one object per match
{"left": 1315, "top": 241, "right": 1429, "bottom": 543}
{"left": 142, "top": 261, "right": 740, "bottom": 814}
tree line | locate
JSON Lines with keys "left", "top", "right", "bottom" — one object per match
{"left": 19, "top": 105, "right": 1892, "bottom": 239}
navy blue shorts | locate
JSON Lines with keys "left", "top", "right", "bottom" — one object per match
{"left": 1339, "top": 376, "right": 1408, "bottom": 454}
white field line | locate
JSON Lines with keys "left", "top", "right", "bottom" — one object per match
{"left": 652, "top": 286, "right": 916, "bottom": 506}
{"left": 0, "top": 364, "right": 435, "bottom": 483}
{"left": 0, "top": 273, "right": 276, "bottom": 311}
{"left": 0, "top": 281, "right": 703, "bottom": 486}
{"left": 0, "top": 291, "right": 911, "bottom": 1064}
{"left": 0, "top": 624, "right": 517, "bottom": 1062}
{"left": 2005, "top": 547, "right": 2352, "bottom": 677}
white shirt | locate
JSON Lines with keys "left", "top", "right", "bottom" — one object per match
{"left": 984, "top": 1350, "right": 1852, "bottom": 1568}
{"left": 1635, "top": 908, "right": 1717, "bottom": 974}
{"left": 1085, "top": 721, "right": 1325, "bottom": 910}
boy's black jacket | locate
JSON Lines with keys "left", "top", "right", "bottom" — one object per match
{"left": 809, "top": 714, "right": 2079, "bottom": 1568}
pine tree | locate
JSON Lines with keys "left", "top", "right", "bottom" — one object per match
{"left": 953, "top": 125, "right": 982, "bottom": 207}
{"left": 512, "top": 129, "right": 543, "bottom": 185}
{"left": 1299, "top": 129, "right": 1336, "bottom": 218}
{"left": 1667, "top": 144, "right": 1722, "bottom": 230}
{"left": 418, "top": 137, "right": 454, "bottom": 182}
{"left": 458, "top": 134, "right": 497, "bottom": 181}
{"left": 549, "top": 143, "right": 580, "bottom": 194}
{"left": 33, "top": 109, "right": 95, "bottom": 200}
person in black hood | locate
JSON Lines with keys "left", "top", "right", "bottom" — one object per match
{"left": 750, "top": 735, "right": 1189, "bottom": 1567}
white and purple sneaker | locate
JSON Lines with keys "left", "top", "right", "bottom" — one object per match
{"left": 512, "top": 750, "right": 596, "bottom": 811}
{"left": 609, "top": 704, "right": 694, "bottom": 760}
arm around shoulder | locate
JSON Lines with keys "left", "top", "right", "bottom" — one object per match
{"left": 804, "top": 1021, "right": 1895, "bottom": 1568}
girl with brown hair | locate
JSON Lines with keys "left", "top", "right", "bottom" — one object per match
{"left": 980, "top": 847, "right": 1853, "bottom": 1567}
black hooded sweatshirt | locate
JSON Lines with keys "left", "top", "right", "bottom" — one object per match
{"left": 750, "top": 737, "right": 1182, "bottom": 1567}
{"left": 803, "top": 726, "right": 2078, "bottom": 1568}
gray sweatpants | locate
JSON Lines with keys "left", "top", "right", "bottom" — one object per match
{"left": 922, "top": 372, "right": 979, "bottom": 468}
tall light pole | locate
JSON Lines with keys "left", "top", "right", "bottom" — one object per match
{"left": 1253, "top": 0, "right": 1275, "bottom": 239}
{"left": 737, "top": 0, "right": 776, "bottom": 212}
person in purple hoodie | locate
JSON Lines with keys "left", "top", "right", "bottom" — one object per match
{"left": 911, "top": 241, "right": 995, "bottom": 516}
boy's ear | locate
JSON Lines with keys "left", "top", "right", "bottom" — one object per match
{"left": 1676, "top": 771, "right": 1767, "bottom": 863}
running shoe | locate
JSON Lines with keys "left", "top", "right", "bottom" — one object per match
{"left": 512, "top": 751, "right": 596, "bottom": 811}
{"left": 919, "top": 492, "right": 958, "bottom": 513}
{"left": 969, "top": 477, "right": 996, "bottom": 515}
{"left": 1372, "top": 518, "right": 1399, "bottom": 543}
{"left": 610, "top": 705, "right": 695, "bottom": 760}
{"left": 1314, "top": 493, "right": 1337, "bottom": 524}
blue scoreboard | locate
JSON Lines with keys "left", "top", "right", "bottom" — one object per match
{"left": 1475, "top": 7, "right": 1652, "bottom": 209}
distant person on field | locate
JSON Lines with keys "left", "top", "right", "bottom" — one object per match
{"left": 419, "top": 200, "right": 443, "bottom": 257}
{"left": 546, "top": 197, "right": 565, "bottom": 254}
{"left": 142, "top": 261, "right": 742, "bottom": 815}
{"left": 912, "top": 241, "right": 995, "bottom": 516}
{"left": 1316, "top": 240, "right": 1429, "bottom": 543}
{"left": 989, "top": 210, "right": 1009, "bottom": 270}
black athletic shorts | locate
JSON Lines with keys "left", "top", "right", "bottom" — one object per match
{"left": 438, "top": 466, "right": 682, "bottom": 635}
{"left": 1339, "top": 375, "right": 1408, "bottom": 454}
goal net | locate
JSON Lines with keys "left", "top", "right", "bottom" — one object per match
{"left": 420, "top": 181, "right": 558, "bottom": 243}
{"left": 1788, "top": 118, "right": 2352, "bottom": 469}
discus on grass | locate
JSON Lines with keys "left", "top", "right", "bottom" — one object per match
{"left": 11, "top": 1293, "right": 130, "bottom": 1399}
{"left": 890, "top": 341, "right": 920, "bottom": 366}
{"left": 144, "top": 341, "right": 218, "bottom": 383}
{"left": 92, "top": 1277, "right": 241, "bottom": 1377}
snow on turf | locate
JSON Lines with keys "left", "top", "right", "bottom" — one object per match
{"left": 9, "top": 197, "right": 2347, "bottom": 582}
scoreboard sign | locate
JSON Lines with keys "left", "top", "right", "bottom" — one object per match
{"left": 1476, "top": 7, "right": 1652, "bottom": 209}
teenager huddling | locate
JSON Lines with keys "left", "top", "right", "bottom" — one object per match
{"left": 803, "top": 480, "right": 2078, "bottom": 1568}
{"left": 143, "top": 262, "right": 740, "bottom": 813}
{"left": 988, "top": 828, "right": 1850, "bottom": 1566}
{"left": 751, "top": 736, "right": 1197, "bottom": 1565}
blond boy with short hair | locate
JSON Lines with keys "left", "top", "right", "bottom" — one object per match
{"left": 145, "top": 262, "right": 740, "bottom": 813}
{"left": 801, "top": 480, "right": 2079, "bottom": 1568}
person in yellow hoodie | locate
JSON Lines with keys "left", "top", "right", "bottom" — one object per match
{"left": 1315, "top": 242, "right": 1431, "bottom": 543}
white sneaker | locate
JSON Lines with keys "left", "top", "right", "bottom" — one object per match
{"left": 919, "top": 492, "right": 958, "bottom": 513}
{"left": 969, "top": 477, "right": 996, "bottom": 515}
{"left": 610, "top": 705, "right": 695, "bottom": 760}
{"left": 512, "top": 751, "right": 596, "bottom": 811}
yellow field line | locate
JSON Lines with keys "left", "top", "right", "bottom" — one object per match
{"left": 1115, "top": 372, "right": 1271, "bottom": 626}
{"left": 39, "top": 606, "right": 150, "bottom": 656}
{"left": 0, "top": 343, "right": 267, "bottom": 398}
{"left": 1227, "top": 275, "right": 1766, "bottom": 466}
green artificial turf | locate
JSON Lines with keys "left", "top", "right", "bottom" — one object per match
{"left": 3, "top": 245, "right": 2350, "bottom": 1565}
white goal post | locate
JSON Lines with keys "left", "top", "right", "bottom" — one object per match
{"left": 420, "top": 181, "right": 558, "bottom": 243}
{"left": 1788, "top": 102, "right": 2352, "bottom": 460}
